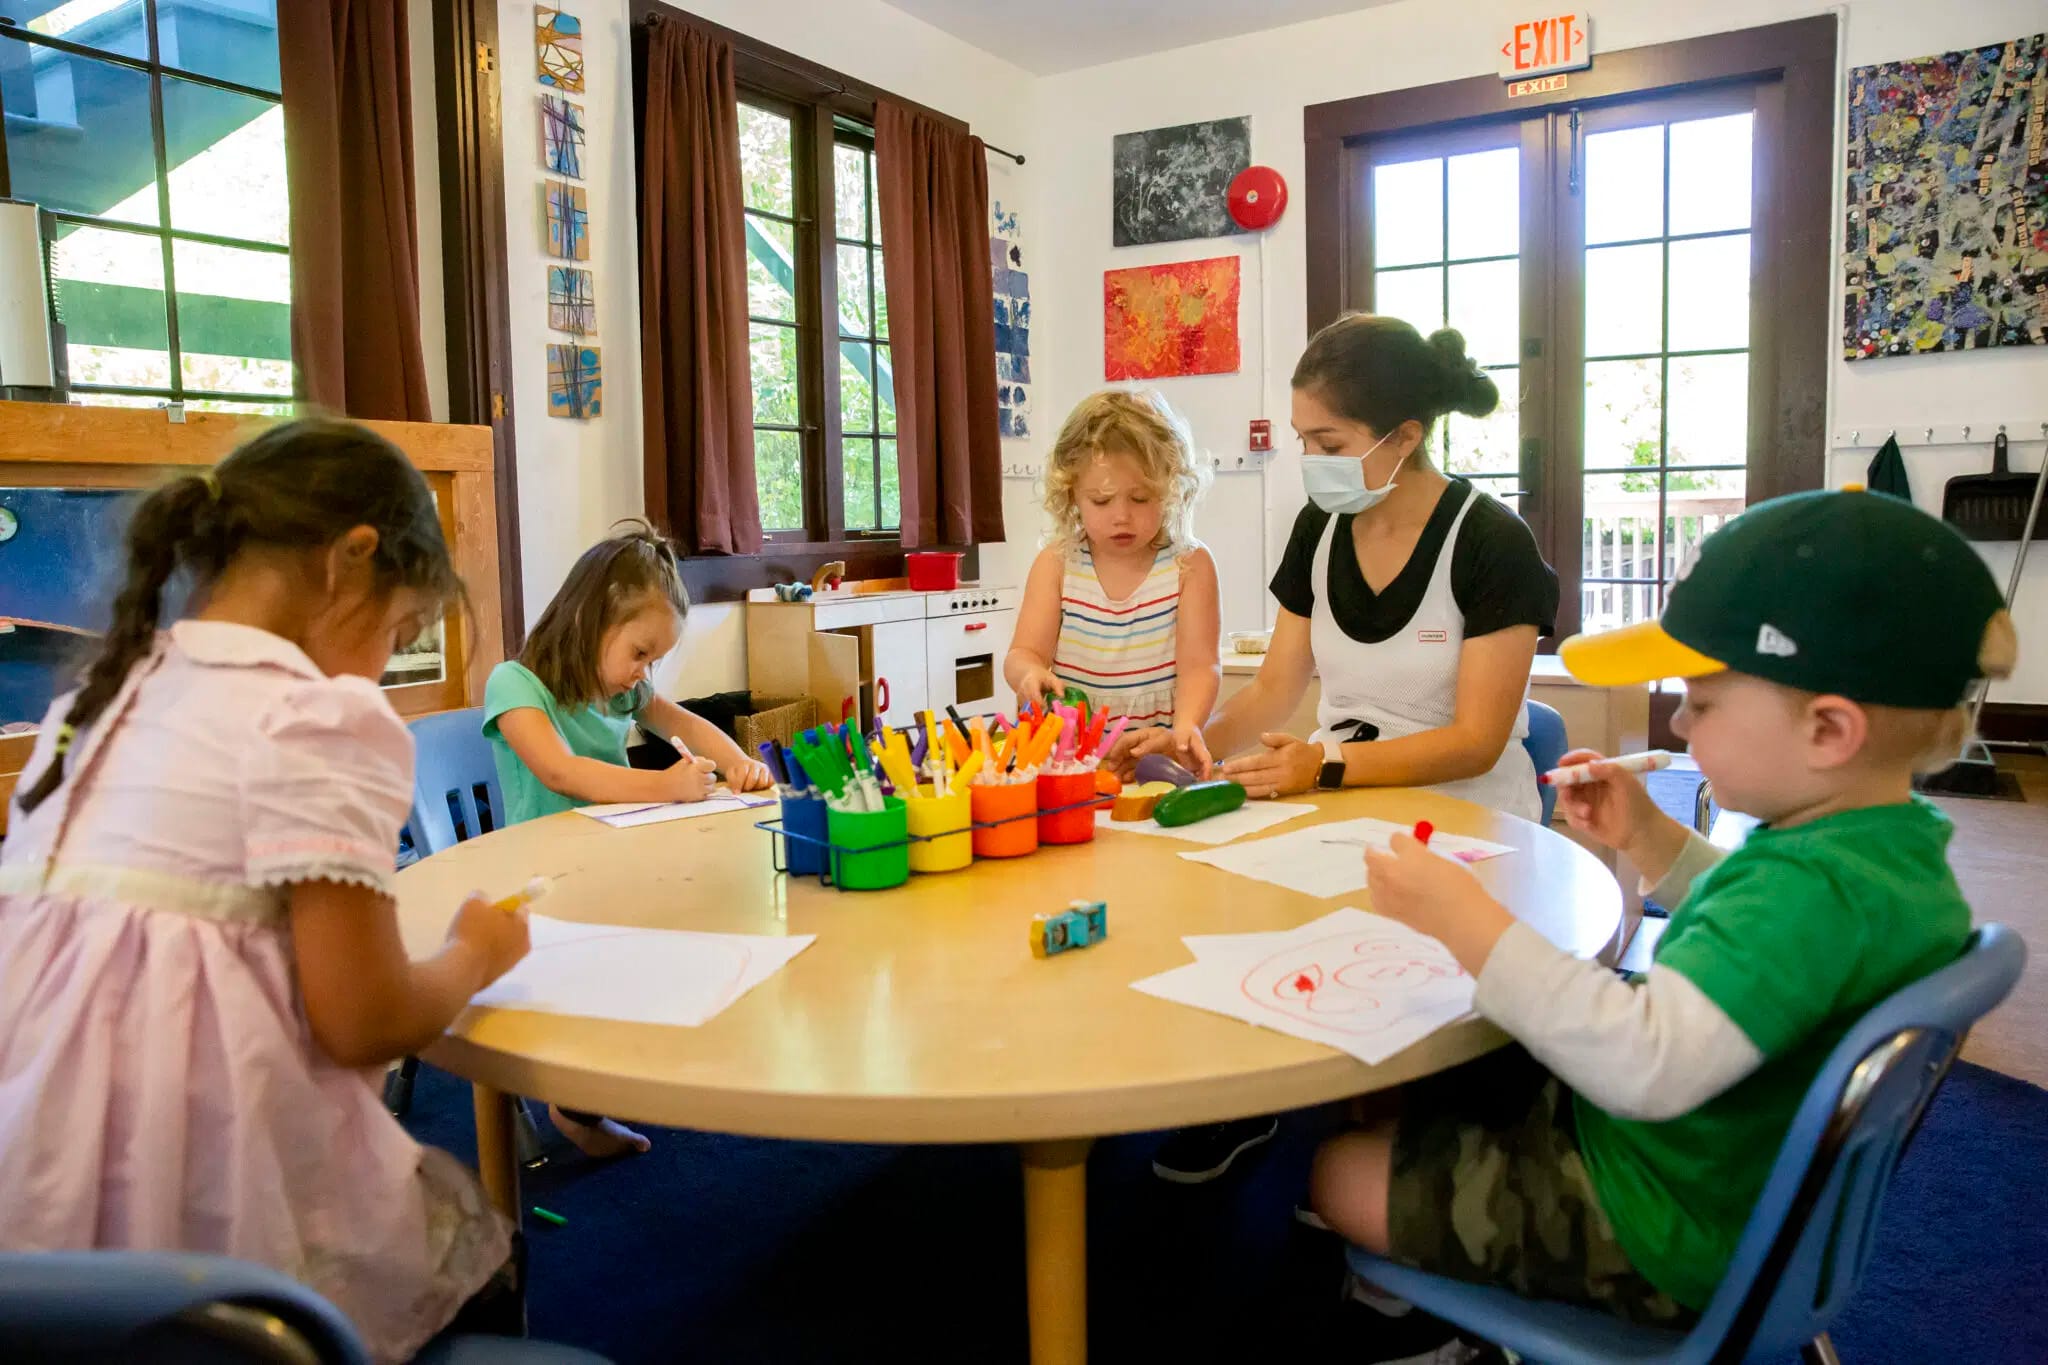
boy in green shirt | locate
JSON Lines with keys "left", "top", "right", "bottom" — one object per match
{"left": 1309, "top": 490, "right": 2017, "bottom": 1332}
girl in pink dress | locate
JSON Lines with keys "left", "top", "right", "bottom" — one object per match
{"left": 0, "top": 420, "right": 532, "bottom": 1363}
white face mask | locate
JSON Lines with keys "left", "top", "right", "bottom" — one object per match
{"left": 1301, "top": 431, "right": 1408, "bottom": 516}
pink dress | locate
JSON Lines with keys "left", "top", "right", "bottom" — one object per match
{"left": 0, "top": 621, "right": 509, "bottom": 1363}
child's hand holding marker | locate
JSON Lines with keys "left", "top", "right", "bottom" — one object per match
{"left": 448, "top": 879, "right": 540, "bottom": 989}
{"left": 1547, "top": 747, "right": 1693, "bottom": 886}
{"left": 1361, "top": 822, "right": 1513, "bottom": 974}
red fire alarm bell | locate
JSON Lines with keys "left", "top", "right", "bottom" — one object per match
{"left": 1227, "top": 166, "right": 1288, "bottom": 232}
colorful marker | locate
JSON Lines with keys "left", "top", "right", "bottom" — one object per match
{"left": 490, "top": 876, "right": 553, "bottom": 913}
{"left": 1539, "top": 750, "right": 1673, "bottom": 787}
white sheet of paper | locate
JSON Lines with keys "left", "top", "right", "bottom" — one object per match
{"left": 575, "top": 790, "right": 776, "bottom": 828}
{"left": 1178, "top": 816, "right": 1514, "bottom": 900}
{"left": 471, "top": 914, "right": 814, "bottom": 1027}
{"left": 1132, "top": 907, "right": 1474, "bottom": 1065}
{"left": 1093, "top": 800, "right": 1316, "bottom": 846}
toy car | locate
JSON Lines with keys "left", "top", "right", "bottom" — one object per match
{"left": 1032, "top": 900, "right": 1108, "bottom": 958}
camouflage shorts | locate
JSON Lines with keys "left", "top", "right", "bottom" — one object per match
{"left": 1384, "top": 1047, "right": 1696, "bottom": 1327}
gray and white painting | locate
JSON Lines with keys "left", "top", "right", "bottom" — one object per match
{"left": 1111, "top": 116, "right": 1251, "bottom": 247}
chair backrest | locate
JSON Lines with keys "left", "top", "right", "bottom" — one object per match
{"left": 1520, "top": 699, "right": 1568, "bottom": 823}
{"left": 407, "top": 706, "right": 504, "bottom": 857}
{"left": 0, "top": 1250, "right": 370, "bottom": 1364}
{"left": 1682, "top": 923, "right": 2026, "bottom": 1363}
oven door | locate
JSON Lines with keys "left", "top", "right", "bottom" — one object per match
{"left": 924, "top": 609, "right": 1016, "bottom": 718}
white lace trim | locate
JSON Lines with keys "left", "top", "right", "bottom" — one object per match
{"left": 246, "top": 856, "right": 395, "bottom": 899}
{"left": 0, "top": 861, "right": 284, "bottom": 924}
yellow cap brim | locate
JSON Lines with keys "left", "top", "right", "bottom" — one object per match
{"left": 1558, "top": 621, "right": 1726, "bottom": 687}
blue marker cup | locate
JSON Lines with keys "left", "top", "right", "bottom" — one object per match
{"left": 779, "top": 790, "right": 829, "bottom": 877}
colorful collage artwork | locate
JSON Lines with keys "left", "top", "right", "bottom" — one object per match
{"left": 549, "top": 266, "right": 595, "bottom": 335}
{"left": 1103, "top": 257, "right": 1242, "bottom": 380}
{"left": 541, "top": 94, "right": 585, "bottom": 178}
{"left": 544, "top": 180, "right": 589, "bottom": 261}
{"left": 991, "top": 201, "right": 1031, "bottom": 439}
{"left": 548, "top": 344, "right": 602, "bottom": 419}
{"left": 1844, "top": 33, "right": 2048, "bottom": 358}
{"left": 536, "top": 7, "right": 584, "bottom": 93}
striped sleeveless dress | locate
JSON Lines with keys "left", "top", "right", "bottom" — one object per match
{"left": 1051, "top": 543, "right": 1188, "bottom": 725}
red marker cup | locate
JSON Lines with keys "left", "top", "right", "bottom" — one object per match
{"left": 1412, "top": 820, "right": 1434, "bottom": 847}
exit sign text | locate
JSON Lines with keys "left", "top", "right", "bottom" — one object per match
{"left": 1500, "top": 12, "right": 1591, "bottom": 80}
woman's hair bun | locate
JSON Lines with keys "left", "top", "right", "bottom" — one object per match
{"left": 1426, "top": 327, "right": 1500, "bottom": 419}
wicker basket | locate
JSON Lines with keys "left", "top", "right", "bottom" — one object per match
{"left": 735, "top": 694, "right": 820, "bottom": 754}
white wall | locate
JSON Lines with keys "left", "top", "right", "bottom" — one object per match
{"left": 491, "top": 0, "right": 1035, "bottom": 697}
{"left": 1020, "top": 0, "right": 2048, "bottom": 701}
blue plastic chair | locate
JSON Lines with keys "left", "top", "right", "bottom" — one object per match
{"left": 408, "top": 707, "right": 505, "bottom": 857}
{"left": 1346, "top": 922, "right": 2027, "bottom": 1365}
{"left": 1521, "top": 699, "right": 1569, "bottom": 823}
{"left": 0, "top": 1250, "right": 612, "bottom": 1363}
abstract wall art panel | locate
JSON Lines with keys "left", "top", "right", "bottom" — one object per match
{"left": 547, "top": 343, "right": 601, "bottom": 419}
{"left": 1103, "top": 256, "right": 1241, "bottom": 380}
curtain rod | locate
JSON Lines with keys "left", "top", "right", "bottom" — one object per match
{"left": 657, "top": 17, "right": 1029, "bottom": 165}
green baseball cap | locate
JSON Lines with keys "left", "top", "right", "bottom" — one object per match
{"left": 1560, "top": 489, "right": 2008, "bottom": 708}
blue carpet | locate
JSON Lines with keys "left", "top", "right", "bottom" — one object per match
{"left": 402, "top": 1058, "right": 2048, "bottom": 1363}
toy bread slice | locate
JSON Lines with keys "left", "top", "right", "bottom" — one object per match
{"left": 1110, "top": 781, "right": 1177, "bottom": 822}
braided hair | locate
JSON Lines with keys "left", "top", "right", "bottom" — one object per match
{"left": 16, "top": 418, "right": 460, "bottom": 814}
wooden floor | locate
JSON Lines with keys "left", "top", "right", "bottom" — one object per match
{"left": 1939, "top": 752, "right": 2048, "bottom": 1089}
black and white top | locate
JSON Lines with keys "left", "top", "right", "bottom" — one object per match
{"left": 1270, "top": 479, "right": 1560, "bottom": 820}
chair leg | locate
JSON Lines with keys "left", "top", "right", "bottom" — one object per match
{"left": 514, "top": 1098, "right": 552, "bottom": 1169}
{"left": 384, "top": 1056, "right": 421, "bottom": 1117}
{"left": 1692, "top": 777, "right": 1716, "bottom": 835}
{"left": 1800, "top": 1333, "right": 1843, "bottom": 1365}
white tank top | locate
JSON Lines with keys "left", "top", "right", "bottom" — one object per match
{"left": 1307, "top": 494, "right": 1540, "bottom": 821}
{"left": 1052, "top": 543, "right": 1184, "bottom": 725}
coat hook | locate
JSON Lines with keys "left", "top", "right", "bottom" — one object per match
{"left": 1850, "top": 428, "right": 1860, "bottom": 445}
{"left": 1962, "top": 424, "right": 1971, "bottom": 441}
{"left": 1924, "top": 426, "right": 1934, "bottom": 443}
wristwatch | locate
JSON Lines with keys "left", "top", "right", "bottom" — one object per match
{"left": 1316, "top": 735, "right": 1347, "bottom": 790}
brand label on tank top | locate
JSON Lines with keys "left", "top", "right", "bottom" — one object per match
{"left": 1417, "top": 629, "right": 1449, "bottom": 644}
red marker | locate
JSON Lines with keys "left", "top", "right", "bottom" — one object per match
{"left": 1413, "top": 820, "right": 1434, "bottom": 846}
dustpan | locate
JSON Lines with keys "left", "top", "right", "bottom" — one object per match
{"left": 1941, "top": 429, "right": 2046, "bottom": 540}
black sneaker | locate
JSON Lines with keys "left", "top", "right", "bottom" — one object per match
{"left": 1150, "top": 1116, "right": 1279, "bottom": 1184}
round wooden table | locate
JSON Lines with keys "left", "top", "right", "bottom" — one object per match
{"left": 393, "top": 787, "right": 1621, "bottom": 1364}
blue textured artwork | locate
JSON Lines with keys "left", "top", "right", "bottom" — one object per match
{"left": 541, "top": 94, "right": 584, "bottom": 179}
{"left": 548, "top": 266, "right": 595, "bottom": 334}
{"left": 991, "top": 201, "right": 1031, "bottom": 439}
{"left": 548, "top": 344, "right": 601, "bottom": 419}
{"left": 545, "top": 179, "right": 588, "bottom": 260}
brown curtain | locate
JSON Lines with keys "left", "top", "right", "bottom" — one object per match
{"left": 277, "top": 0, "right": 431, "bottom": 420}
{"left": 635, "top": 15, "right": 760, "bottom": 555}
{"left": 875, "top": 100, "right": 1003, "bottom": 548}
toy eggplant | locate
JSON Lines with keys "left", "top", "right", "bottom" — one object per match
{"left": 1133, "top": 752, "right": 1199, "bottom": 788}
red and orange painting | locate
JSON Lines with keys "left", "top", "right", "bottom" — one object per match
{"left": 1102, "top": 257, "right": 1241, "bottom": 380}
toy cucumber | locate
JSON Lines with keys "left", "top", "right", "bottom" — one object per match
{"left": 1152, "top": 780, "right": 1247, "bottom": 827}
{"left": 1133, "top": 752, "right": 1199, "bottom": 788}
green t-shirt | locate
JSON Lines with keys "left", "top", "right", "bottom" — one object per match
{"left": 1574, "top": 798, "right": 1970, "bottom": 1310}
{"left": 482, "top": 660, "right": 650, "bottom": 824}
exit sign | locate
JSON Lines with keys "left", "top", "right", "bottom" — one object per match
{"left": 1500, "top": 12, "right": 1592, "bottom": 80}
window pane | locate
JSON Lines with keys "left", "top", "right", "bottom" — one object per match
{"left": 834, "top": 141, "right": 867, "bottom": 240}
{"left": 737, "top": 103, "right": 794, "bottom": 217}
{"left": 1666, "top": 354, "right": 1748, "bottom": 467}
{"left": 1584, "top": 124, "right": 1664, "bottom": 245}
{"left": 1, "top": 46, "right": 160, "bottom": 225}
{"left": 1446, "top": 259, "right": 1517, "bottom": 367}
{"left": 1666, "top": 234, "right": 1750, "bottom": 352}
{"left": 1583, "top": 358, "right": 1662, "bottom": 472}
{"left": 172, "top": 239, "right": 291, "bottom": 395}
{"left": 876, "top": 345, "right": 895, "bottom": 433}
{"left": 841, "top": 345, "right": 874, "bottom": 432}
{"left": 1668, "top": 113, "right": 1752, "bottom": 236}
{"left": 744, "top": 213, "right": 796, "bottom": 321}
{"left": 1371, "top": 158, "right": 1443, "bottom": 267}
{"left": 754, "top": 428, "right": 804, "bottom": 532}
{"left": 878, "top": 437, "right": 899, "bottom": 530}
{"left": 1446, "top": 147, "right": 1517, "bottom": 260}
{"left": 1444, "top": 368, "right": 1519, "bottom": 477}
{"left": 837, "top": 244, "right": 870, "bottom": 337}
{"left": 51, "top": 221, "right": 171, "bottom": 388}
{"left": 183, "top": 397, "right": 293, "bottom": 415}
{"left": 1659, "top": 468, "right": 1744, "bottom": 579}
{"left": 1580, "top": 472, "right": 1665, "bottom": 632}
{"left": 1372, "top": 266, "right": 1443, "bottom": 333}
{"left": 155, "top": 0, "right": 281, "bottom": 93}
{"left": 25, "top": 0, "right": 148, "bottom": 60}
{"left": 1584, "top": 243, "right": 1662, "bottom": 357}
{"left": 162, "top": 81, "right": 287, "bottom": 245}
{"left": 872, "top": 247, "right": 888, "bottom": 341}
{"left": 842, "top": 436, "right": 877, "bottom": 532}
{"left": 748, "top": 322, "right": 799, "bottom": 425}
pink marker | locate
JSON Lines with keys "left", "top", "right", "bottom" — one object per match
{"left": 1540, "top": 750, "right": 1673, "bottom": 787}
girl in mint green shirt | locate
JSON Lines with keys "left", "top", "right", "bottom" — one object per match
{"left": 483, "top": 528, "right": 772, "bottom": 825}
{"left": 480, "top": 526, "right": 774, "bottom": 1158}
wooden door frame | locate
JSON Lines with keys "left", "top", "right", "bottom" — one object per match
{"left": 1305, "top": 17, "right": 1838, "bottom": 630}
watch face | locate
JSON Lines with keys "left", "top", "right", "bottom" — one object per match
{"left": 1319, "top": 760, "right": 1346, "bottom": 790}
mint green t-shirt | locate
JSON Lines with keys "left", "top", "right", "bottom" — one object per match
{"left": 482, "top": 660, "right": 650, "bottom": 823}
{"left": 1573, "top": 798, "right": 1971, "bottom": 1309}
